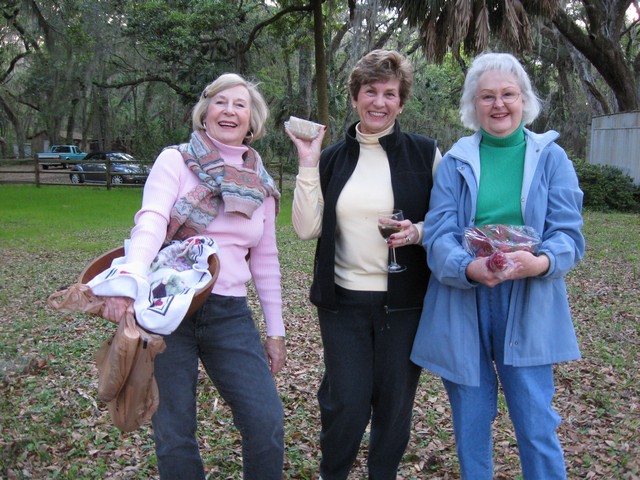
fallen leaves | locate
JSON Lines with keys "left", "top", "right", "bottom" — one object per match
{"left": 1, "top": 210, "right": 639, "bottom": 478}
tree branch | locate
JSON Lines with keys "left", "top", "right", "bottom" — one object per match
{"left": 1, "top": 51, "right": 29, "bottom": 83}
{"left": 552, "top": 7, "right": 638, "bottom": 110}
{"left": 93, "top": 75, "right": 192, "bottom": 99}
{"left": 240, "top": 4, "right": 315, "bottom": 55}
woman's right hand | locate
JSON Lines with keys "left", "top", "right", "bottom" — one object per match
{"left": 466, "top": 254, "right": 525, "bottom": 288}
{"left": 100, "top": 296, "right": 134, "bottom": 324}
{"left": 285, "top": 125, "right": 326, "bottom": 168}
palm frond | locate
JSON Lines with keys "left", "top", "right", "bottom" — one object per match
{"left": 381, "top": 0, "right": 549, "bottom": 62}
{"left": 475, "top": 1, "right": 491, "bottom": 52}
{"left": 451, "top": 0, "right": 473, "bottom": 50}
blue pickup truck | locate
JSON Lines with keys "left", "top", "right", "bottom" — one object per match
{"left": 38, "top": 145, "right": 87, "bottom": 169}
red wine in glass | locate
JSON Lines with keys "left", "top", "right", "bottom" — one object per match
{"left": 377, "top": 209, "right": 407, "bottom": 273}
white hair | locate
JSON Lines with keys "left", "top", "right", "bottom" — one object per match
{"left": 459, "top": 52, "right": 541, "bottom": 131}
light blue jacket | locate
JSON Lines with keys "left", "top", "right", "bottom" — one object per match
{"left": 411, "top": 129, "right": 585, "bottom": 387}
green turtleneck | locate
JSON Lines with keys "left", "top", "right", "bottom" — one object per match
{"left": 475, "top": 124, "right": 526, "bottom": 226}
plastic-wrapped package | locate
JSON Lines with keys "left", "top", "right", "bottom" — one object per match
{"left": 284, "top": 116, "right": 324, "bottom": 140}
{"left": 463, "top": 224, "right": 541, "bottom": 274}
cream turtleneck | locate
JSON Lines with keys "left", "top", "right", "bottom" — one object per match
{"left": 293, "top": 123, "right": 396, "bottom": 292}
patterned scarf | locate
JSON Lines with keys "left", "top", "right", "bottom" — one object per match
{"left": 165, "top": 130, "right": 280, "bottom": 243}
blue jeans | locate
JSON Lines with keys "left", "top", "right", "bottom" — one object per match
{"left": 443, "top": 282, "right": 566, "bottom": 480}
{"left": 152, "top": 294, "right": 284, "bottom": 480}
{"left": 317, "top": 286, "right": 422, "bottom": 480}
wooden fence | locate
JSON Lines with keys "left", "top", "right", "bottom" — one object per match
{"left": 0, "top": 157, "right": 146, "bottom": 189}
{"left": 0, "top": 157, "right": 284, "bottom": 191}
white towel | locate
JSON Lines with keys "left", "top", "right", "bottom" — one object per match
{"left": 87, "top": 236, "right": 218, "bottom": 335}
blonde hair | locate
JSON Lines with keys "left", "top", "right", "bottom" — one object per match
{"left": 191, "top": 73, "right": 269, "bottom": 141}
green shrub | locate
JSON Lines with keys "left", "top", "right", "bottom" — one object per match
{"left": 573, "top": 160, "right": 640, "bottom": 212}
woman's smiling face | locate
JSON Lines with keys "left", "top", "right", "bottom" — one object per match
{"left": 475, "top": 70, "right": 523, "bottom": 137}
{"left": 353, "top": 78, "right": 403, "bottom": 134}
{"left": 204, "top": 85, "right": 252, "bottom": 146}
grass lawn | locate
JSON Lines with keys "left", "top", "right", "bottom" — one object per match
{"left": 0, "top": 184, "right": 638, "bottom": 479}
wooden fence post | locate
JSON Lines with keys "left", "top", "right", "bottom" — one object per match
{"left": 34, "top": 155, "right": 41, "bottom": 187}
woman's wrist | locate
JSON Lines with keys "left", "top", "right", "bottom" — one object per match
{"left": 536, "top": 253, "right": 551, "bottom": 276}
{"left": 299, "top": 156, "right": 319, "bottom": 168}
{"left": 412, "top": 222, "right": 424, "bottom": 244}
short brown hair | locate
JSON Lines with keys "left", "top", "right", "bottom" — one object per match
{"left": 348, "top": 50, "right": 414, "bottom": 106}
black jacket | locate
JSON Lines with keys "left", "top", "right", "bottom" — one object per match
{"left": 310, "top": 121, "right": 437, "bottom": 312}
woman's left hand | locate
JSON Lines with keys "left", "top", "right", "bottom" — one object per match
{"left": 264, "top": 336, "right": 287, "bottom": 376}
{"left": 388, "top": 222, "right": 419, "bottom": 248}
{"left": 466, "top": 251, "right": 550, "bottom": 287}
{"left": 285, "top": 126, "right": 326, "bottom": 168}
{"left": 504, "top": 250, "right": 550, "bottom": 279}
{"left": 100, "top": 296, "right": 134, "bottom": 323}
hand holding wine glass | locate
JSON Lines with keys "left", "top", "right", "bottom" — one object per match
{"left": 378, "top": 209, "right": 407, "bottom": 273}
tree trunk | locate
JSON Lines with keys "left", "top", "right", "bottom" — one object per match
{"left": 298, "top": 43, "right": 314, "bottom": 119}
{"left": 66, "top": 98, "right": 79, "bottom": 144}
{"left": 0, "top": 94, "right": 26, "bottom": 158}
{"left": 313, "top": 0, "right": 330, "bottom": 145}
{"left": 550, "top": 6, "right": 639, "bottom": 112}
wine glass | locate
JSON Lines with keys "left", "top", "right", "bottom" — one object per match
{"left": 377, "top": 209, "right": 407, "bottom": 273}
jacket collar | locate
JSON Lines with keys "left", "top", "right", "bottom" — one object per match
{"left": 449, "top": 128, "right": 559, "bottom": 168}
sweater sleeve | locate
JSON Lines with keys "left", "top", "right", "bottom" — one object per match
{"left": 249, "top": 195, "right": 285, "bottom": 336}
{"left": 292, "top": 166, "right": 324, "bottom": 240}
{"left": 125, "top": 149, "right": 184, "bottom": 275}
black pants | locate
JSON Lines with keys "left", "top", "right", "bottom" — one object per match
{"left": 317, "top": 286, "right": 422, "bottom": 480}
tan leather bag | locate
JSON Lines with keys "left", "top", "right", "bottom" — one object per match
{"left": 48, "top": 245, "right": 219, "bottom": 432}
{"left": 94, "top": 311, "right": 140, "bottom": 403}
{"left": 95, "top": 316, "right": 165, "bottom": 432}
{"left": 48, "top": 286, "right": 166, "bottom": 432}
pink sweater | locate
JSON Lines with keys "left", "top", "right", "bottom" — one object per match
{"left": 125, "top": 138, "right": 284, "bottom": 336}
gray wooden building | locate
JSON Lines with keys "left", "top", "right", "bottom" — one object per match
{"left": 588, "top": 111, "right": 640, "bottom": 185}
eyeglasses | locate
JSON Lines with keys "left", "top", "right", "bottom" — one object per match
{"left": 475, "top": 91, "right": 521, "bottom": 106}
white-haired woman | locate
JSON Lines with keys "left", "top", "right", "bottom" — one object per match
{"left": 100, "top": 73, "right": 285, "bottom": 479}
{"left": 411, "top": 53, "right": 585, "bottom": 479}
